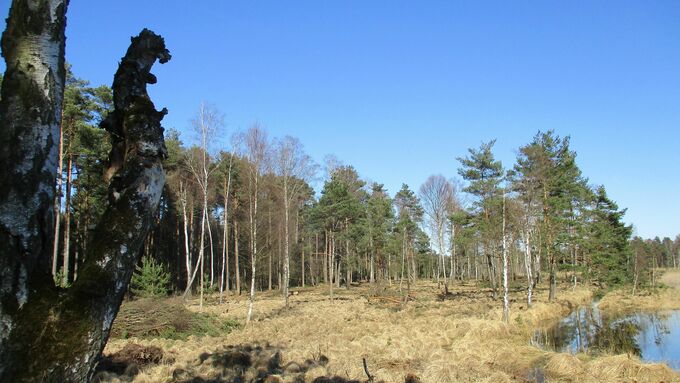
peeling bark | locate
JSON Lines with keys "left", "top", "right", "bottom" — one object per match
{"left": 0, "top": 20, "right": 170, "bottom": 382}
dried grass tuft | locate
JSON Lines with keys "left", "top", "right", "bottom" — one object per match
{"left": 588, "top": 354, "right": 679, "bottom": 383}
{"left": 544, "top": 352, "right": 585, "bottom": 378}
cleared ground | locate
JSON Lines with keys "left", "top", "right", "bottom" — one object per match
{"left": 98, "top": 274, "right": 680, "bottom": 383}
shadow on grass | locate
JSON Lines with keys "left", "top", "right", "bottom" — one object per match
{"left": 96, "top": 342, "right": 422, "bottom": 383}
{"left": 173, "top": 343, "right": 358, "bottom": 383}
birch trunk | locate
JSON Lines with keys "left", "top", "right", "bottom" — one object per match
{"left": 502, "top": 191, "right": 509, "bottom": 323}
{"left": 246, "top": 162, "right": 259, "bottom": 323}
{"left": 524, "top": 227, "right": 533, "bottom": 307}
{"left": 234, "top": 217, "right": 241, "bottom": 295}
{"left": 180, "top": 181, "right": 192, "bottom": 288}
{"left": 301, "top": 235, "right": 305, "bottom": 287}
{"left": 283, "top": 179, "right": 290, "bottom": 307}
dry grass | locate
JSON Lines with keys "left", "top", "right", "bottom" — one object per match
{"left": 99, "top": 277, "right": 680, "bottom": 383}
{"left": 599, "top": 269, "right": 680, "bottom": 315}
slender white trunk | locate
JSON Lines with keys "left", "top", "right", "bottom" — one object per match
{"left": 438, "top": 222, "right": 448, "bottom": 291}
{"left": 399, "top": 228, "right": 406, "bottom": 292}
{"left": 180, "top": 182, "right": 192, "bottom": 285}
{"left": 198, "top": 204, "right": 206, "bottom": 309}
{"left": 502, "top": 191, "right": 509, "bottom": 323}
{"left": 369, "top": 226, "right": 375, "bottom": 283}
{"left": 301, "top": 236, "right": 305, "bottom": 287}
{"left": 329, "top": 232, "right": 334, "bottom": 302}
{"left": 220, "top": 204, "right": 227, "bottom": 301}
{"left": 283, "top": 179, "right": 291, "bottom": 307}
{"left": 524, "top": 227, "right": 533, "bottom": 307}
{"left": 234, "top": 218, "right": 241, "bottom": 294}
{"left": 345, "top": 234, "right": 351, "bottom": 289}
{"left": 246, "top": 172, "right": 258, "bottom": 323}
{"left": 206, "top": 206, "right": 215, "bottom": 290}
{"left": 450, "top": 224, "right": 456, "bottom": 281}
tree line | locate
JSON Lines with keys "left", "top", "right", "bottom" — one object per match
{"left": 49, "top": 70, "right": 679, "bottom": 321}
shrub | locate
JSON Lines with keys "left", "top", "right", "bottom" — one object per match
{"left": 53, "top": 270, "right": 71, "bottom": 288}
{"left": 130, "top": 256, "right": 170, "bottom": 298}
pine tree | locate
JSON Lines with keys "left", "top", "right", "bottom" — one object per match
{"left": 513, "top": 131, "right": 585, "bottom": 300}
{"left": 588, "top": 186, "right": 633, "bottom": 287}
{"left": 130, "top": 256, "right": 171, "bottom": 298}
{"left": 457, "top": 140, "right": 504, "bottom": 298}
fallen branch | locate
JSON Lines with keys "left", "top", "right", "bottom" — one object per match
{"left": 363, "top": 357, "right": 374, "bottom": 383}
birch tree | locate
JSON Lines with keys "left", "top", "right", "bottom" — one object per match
{"left": 0, "top": 10, "right": 171, "bottom": 379}
{"left": 419, "top": 175, "right": 453, "bottom": 292}
{"left": 501, "top": 186, "right": 509, "bottom": 322}
{"left": 241, "top": 124, "right": 269, "bottom": 322}
{"left": 182, "top": 104, "right": 221, "bottom": 308}
{"left": 273, "top": 136, "right": 316, "bottom": 308}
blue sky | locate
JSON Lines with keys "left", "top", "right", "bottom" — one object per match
{"left": 1, "top": 1, "right": 678, "bottom": 238}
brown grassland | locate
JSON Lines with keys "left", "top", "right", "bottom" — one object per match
{"left": 97, "top": 270, "right": 680, "bottom": 383}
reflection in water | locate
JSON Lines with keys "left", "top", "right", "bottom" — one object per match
{"left": 533, "top": 305, "right": 680, "bottom": 370}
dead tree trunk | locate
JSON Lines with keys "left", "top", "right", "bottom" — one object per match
{"left": 0, "top": 15, "right": 170, "bottom": 381}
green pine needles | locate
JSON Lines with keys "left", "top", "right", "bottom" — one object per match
{"left": 130, "top": 256, "right": 171, "bottom": 298}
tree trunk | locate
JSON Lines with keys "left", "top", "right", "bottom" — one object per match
{"left": 549, "top": 255, "right": 557, "bottom": 301}
{"left": 502, "top": 191, "right": 509, "bottom": 323}
{"left": 246, "top": 165, "right": 259, "bottom": 323}
{"left": 438, "top": 224, "right": 448, "bottom": 293}
{"left": 314, "top": 232, "right": 319, "bottom": 286}
{"left": 283, "top": 180, "right": 290, "bottom": 307}
{"left": 220, "top": 186, "right": 228, "bottom": 302}
{"left": 183, "top": 199, "right": 206, "bottom": 302}
{"left": 329, "top": 231, "right": 334, "bottom": 303}
{"left": 323, "top": 230, "right": 330, "bottom": 283}
{"left": 450, "top": 224, "right": 456, "bottom": 282}
{"left": 52, "top": 121, "right": 64, "bottom": 277}
{"left": 301, "top": 235, "right": 305, "bottom": 287}
{"left": 524, "top": 226, "right": 533, "bottom": 307}
{"left": 220, "top": 156, "right": 232, "bottom": 303}
{"left": 62, "top": 154, "right": 73, "bottom": 285}
{"left": 180, "top": 181, "right": 191, "bottom": 289}
{"left": 234, "top": 217, "right": 240, "bottom": 295}
{"left": 346, "top": 233, "right": 350, "bottom": 289}
{"left": 208, "top": 209, "right": 214, "bottom": 290}
{"left": 268, "top": 207, "right": 272, "bottom": 291}
{"left": 0, "top": 21, "right": 170, "bottom": 382}
{"left": 369, "top": 230, "right": 375, "bottom": 284}
{"left": 277, "top": 217, "right": 282, "bottom": 290}
{"left": 207, "top": 207, "right": 215, "bottom": 291}
{"left": 198, "top": 205, "right": 207, "bottom": 308}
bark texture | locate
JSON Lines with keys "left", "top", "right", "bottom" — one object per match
{"left": 0, "top": 0, "right": 69, "bottom": 376}
{"left": 0, "top": 18, "right": 170, "bottom": 382}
